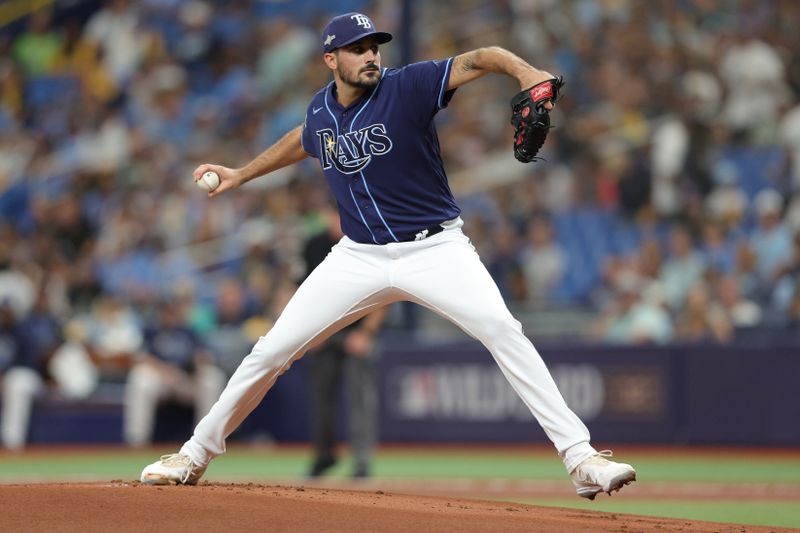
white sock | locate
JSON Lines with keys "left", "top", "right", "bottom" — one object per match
{"left": 560, "top": 441, "right": 597, "bottom": 473}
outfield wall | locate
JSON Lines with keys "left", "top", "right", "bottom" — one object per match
{"left": 375, "top": 342, "right": 800, "bottom": 446}
{"left": 23, "top": 342, "right": 800, "bottom": 446}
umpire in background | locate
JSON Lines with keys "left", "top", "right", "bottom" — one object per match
{"left": 302, "top": 203, "right": 387, "bottom": 479}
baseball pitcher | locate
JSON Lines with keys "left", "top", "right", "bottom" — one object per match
{"left": 141, "top": 12, "right": 636, "bottom": 500}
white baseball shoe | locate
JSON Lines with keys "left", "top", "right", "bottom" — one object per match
{"left": 140, "top": 453, "right": 207, "bottom": 485}
{"left": 570, "top": 450, "right": 636, "bottom": 500}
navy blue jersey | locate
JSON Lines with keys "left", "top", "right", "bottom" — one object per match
{"left": 144, "top": 325, "right": 203, "bottom": 371}
{"left": 0, "top": 323, "right": 30, "bottom": 371}
{"left": 301, "top": 59, "right": 461, "bottom": 244}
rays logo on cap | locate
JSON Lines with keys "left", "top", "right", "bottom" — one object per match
{"left": 350, "top": 14, "right": 372, "bottom": 28}
{"left": 321, "top": 12, "right": 392, "bottom": 53}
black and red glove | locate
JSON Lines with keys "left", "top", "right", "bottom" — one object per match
{"left": 510, "top": 76, "right": 564, "bottom": 163}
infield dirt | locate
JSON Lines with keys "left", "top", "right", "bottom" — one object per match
{"left": 1, "top": 483, "right": 791, "bottom": 532}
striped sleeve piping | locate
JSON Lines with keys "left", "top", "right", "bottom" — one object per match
{"left": 437, "top": 57, "right": 454, "bottom": 109}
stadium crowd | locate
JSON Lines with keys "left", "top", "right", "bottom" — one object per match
{"left": 1, "top": 0, "right": 799, "bottom": 447}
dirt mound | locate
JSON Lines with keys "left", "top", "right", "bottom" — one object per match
{"left": 0, "top": 483, "right": 783, "bottom": 532}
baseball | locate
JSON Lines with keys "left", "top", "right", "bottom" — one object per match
{"left": 197, "top": 170, "right": 220, "bottom": 192}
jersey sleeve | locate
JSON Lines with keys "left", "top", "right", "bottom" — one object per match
{"left": 396, "top": 58, "right": 457, "bottom": 123}
{"left": 301, "top": 115, "right": 318, "bottom": 159}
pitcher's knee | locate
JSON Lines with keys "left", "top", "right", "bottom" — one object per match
{"left": 244, "top": 337, "right": 299, "bottom": 373}
{"left": 475, "top": 314, "right": 524, "bottom": 342}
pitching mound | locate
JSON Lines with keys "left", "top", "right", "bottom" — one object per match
{"left": 0, "top": 483, "right": 780, "bottom": 532}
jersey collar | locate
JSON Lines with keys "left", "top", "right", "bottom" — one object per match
{"left": 327, "top": 72, "right": 383, "bottom": 112}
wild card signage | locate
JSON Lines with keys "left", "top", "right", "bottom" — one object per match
{"left": 377, "top": 343, "right": 799, "bottom": 445}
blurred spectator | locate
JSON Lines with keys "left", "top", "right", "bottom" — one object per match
{"left": 714, "top": 274, "right": 762, "bottom": 329}
{"left": 84, "top": 0, "right": 148, "bottom": 85}
{"left": 43, "top": 194, "right": 96, "bottom": 262}
{"left": 124, "top": 298, "right": 225, "bottom": 447}
{"left": 48, "top": 295, "right": 141, "bottom": 399}
{"left": 718, "top": 36, "right": 790, "bottom": 139}
{"left": 24, "top": 287, "right": 63, "bottom": 367}
{"left": 616, "top": 149, "right": 652, "bottom": 218}
{"left": 770, "top": 231, "right": 800, "bottom": 316}
{"left": 733, "top": 241, "right": 762, "bottom": 302}
{"left": 679, "top": 71, "right": 723, "bottom": 199}
{"left": 205, "top": 277, "right": 257, "bottom": 376}
{"left": 674, "top": 281, "right": 732, "bottom": 344}
{"left": 658, "top": 225, "right": 706, "bottom": 311}
{"left": 700, "top": 220, "right": 736, "bottom": 275}
{"left": 519, "top": 213, "right": 566, "bottom": 304}
{"left": 486, "top": 222, "right": 526, "bottom": 302}
{"left": 749, "top": 189, "right": 793, "bottom": 290}
{"left": 255, "top": 18, "right": 316, "bottom": 99}
{"left": 779, "top": 103, "right": 800, "bottom": 190}
{"left": 11, "top": 8, "right": 62, "bottom": 76}
{"left": 0, "top": 301, "right": 34, "bottom": 449}
{"left": 589, "top": 270, "right": 673, "bottom": 345}
{"left": 131, "top": 63, "right": 193, "bottom": 148}
{"left": 786, "top": 194, "right": 800, "bottom": 234}
{"left": 0, "top": 60, "right": 25, "bottom": 131}
{"left": 52, "top": 19, "right": 118, "bottom": 103}
{"left": 650, "top": 113, "right": 687, "bottom": 217}
{"left": 0, "top": 243, "right": 35, "bottom": 320}
{"left": 705, "top": 165, "right": 747, "bottom": 232}
{"left": 172, "top": 1, "right": 215, "bottom": 68}
{"left": 0, "top": 288, "right": 62, "bottom": 450}
{"left": 636, "top": 238, "right": 664, "bottom": 283}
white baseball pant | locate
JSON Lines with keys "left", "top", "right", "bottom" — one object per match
{"left": 181, "top": 221, "right": 597, "bottom": 472}
{"left": 1, "top": 367, "right": 43, "bottom": 450}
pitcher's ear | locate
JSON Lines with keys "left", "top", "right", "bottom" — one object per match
{"left": 323, "top": 51, "right": 338, "bottom": 70}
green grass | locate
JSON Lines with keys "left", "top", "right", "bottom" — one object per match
{"left": 612, "top": 455, "right": 800, "bottom": 484}
{"left": 520, "top": 499, "right": 800, "bottom": 530}
{"left": 2, "top": 448, "right": 799, "bottom": 484}
{"left": 1, "top": 446, "right": 798, "bottom": 528}
{"left": 368, "top": 450, "right": 800, "bottom": 483}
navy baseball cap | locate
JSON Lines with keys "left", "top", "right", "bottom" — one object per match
{"left": 321, "top": 12, "right": 392, "bottom": 53}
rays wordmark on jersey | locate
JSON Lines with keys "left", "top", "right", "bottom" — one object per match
{"left": 316, "top": 124, "right": 393, "bottom": 174}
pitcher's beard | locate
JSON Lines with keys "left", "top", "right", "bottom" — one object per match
{"left": 338, "top": 66, "right": 380, "bottom": 89}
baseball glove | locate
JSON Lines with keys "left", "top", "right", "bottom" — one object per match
{"left": 510, "top": 76, "right": 564, "bottom": 163}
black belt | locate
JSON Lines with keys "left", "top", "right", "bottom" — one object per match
{"left": 398, "top": 223, "right": 445, "bottom": 242}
